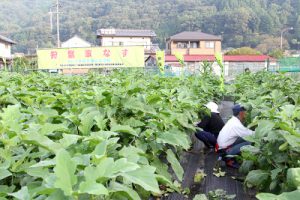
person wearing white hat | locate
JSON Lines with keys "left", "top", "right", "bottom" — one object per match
{"left": 195, "top": 101, "right": 225, "bottom": 149}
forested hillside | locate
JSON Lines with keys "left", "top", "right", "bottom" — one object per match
{"left": 0, "top": 0, "right": 300, "bottom": 53}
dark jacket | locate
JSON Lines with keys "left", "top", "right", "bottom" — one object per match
{"left": 197, "top": 112, "right": 225, "bottom": 137}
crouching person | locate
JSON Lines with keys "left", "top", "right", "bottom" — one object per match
{"left": 217, "top": 104, "right": 253, "bottom": 168}
{"left": 195, "top": 102, "right": 225, "bottom": 149}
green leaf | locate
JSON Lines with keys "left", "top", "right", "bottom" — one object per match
{"left": 111, "top": 158, "right": 139, "bottom": 174}
{"left": 193, "top": 194, "right": 208, "bottom": 200}
{"left": 287, "top": 168, "right": 300, "bottom": 189}
{"left": 156, "top": 131, "right": 190, "bottom": 150}
{"left": 257, "top": 190, "right": 300, "bottom": 200}
{"left": 79, "top": 181, "right": 108, "bottom": 195}
{"left": 255, "top": 120, "right": 275, "bottom": 138}
{"left": 54, "top": 149, "right": 77, "bottom": 196}
{"left": 0, "top": 104, "right": 22, "bottom": 133}
{"left": 245, "top": 170, "right": 270, "bottom": 189}
{"left": 92, "top": 140, "right": 107, "bottom": 159}
{"left": 0, "top": 169, "right": 12, "bottom": 180}
{"left": 25, "top": 167, "right": 49, "bottom": 179}
{"left": 8, "top": 186, "right": 30, "bottom": 200}
{"left": 23, "top": 132, "right": 63, "bottom": 154}
{"left": 122, "top": 166, "right": 161, "bottom": 194}
{"left": 111, "top": 124, "right": 138, "bottom": 136}
{"left": 59, "top": 134, "right": 81, "bottom": 148}
{"left": 109, "top": 181, "right": 141, "bottom": 200}
{"left": 166, "top": 149, "right": 184, "bottom": 182}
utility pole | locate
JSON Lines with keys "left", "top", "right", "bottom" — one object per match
{"left": 49, "top": 0, "right": 61, "bottom": 47}
{"left": 56, "top": 0, "right": 60, "bottom": 48}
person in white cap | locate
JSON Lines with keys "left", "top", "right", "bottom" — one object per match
{"left": 195, "top": 102, "right": 225, "bottom": 149}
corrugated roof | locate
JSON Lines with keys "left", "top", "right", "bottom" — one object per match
{"left": 0, "top": 34, "right": 16, "bottom": 44}
{"left": 162, "top": 55, "right": 275, "bottom": 62}
{"left": 97, "top": 29, "right": 156, "bottom": 37}
{"left": 169, "top": 31, "right": 222, "bottom": 41}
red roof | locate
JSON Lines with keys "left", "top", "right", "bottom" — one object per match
{"left": 162, "top": 55, "right": 275, "bottom": 62}
{"left": 224, "top": 55, "right": 274, "bottom": 62}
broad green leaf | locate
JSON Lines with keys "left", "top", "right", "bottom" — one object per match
{"left": 92, "top": 140, "right": 107, "bottom": 158}
{"left": 245, "top": 170, "right": 270, "bottom": 189}
{"left": 0, "top": 169, "right": 11, "bottom": 180}
{"left": 8, "top": 186, "right": 30, "bottom": 200}
{"left": 111, "top": 158, "right": 139, "bottom": 174}
{"left": 119, "top": 146, "right": 145, "bottom": 163}
{"left": 25, "top": 167, "right": 49, "bottom": 179}
{"left": 166, "top": 149, "right": 184, "bottom": 182}
{"left": 109, "top": 181, "right": 141, "bottom": 200}
{"left": 287, "top": 168, "right": 300, "bottom": 189}
{"left": 40, "top": 123, "right": 68, "bottom": 136}
{"left": 23, "top": 131, "right": 63, "bottom": 153}
{"left": 111, "top": 124, "right": 138, "bottom": 136}
{"left": 156, "top": 131, "right": 190, "bottom": 150}
{"left": 0, "top": 104, "right": 22, "bottom": 133}
{"left": 257, "top": 190, "right": 300, "bottom": 200}
{"left": 84, "top": 158, "right": 114, "bottom": 181}
{"left": 122, "top": 166, "right": 161, "bottom": 194}
{"left": 79, "top": 181, "right": 108, "bottom": 195}
{"left": 59, "top": 134, "right": 81, "bottom": 148}
{"left": 151, "top": 158, "right": 172, "bottom": 181}
{"left": 255, "top": 120, "right": 275, "bottom": 138}
{"left": 45, "top": 189, "right": 68, "bottom": 200}
{"left": 54, "top": 150, "right": 77, "bottom": 196}
{"left": 78, "top": 110, "right": 99, "bottom": 135}
{"left": 193, "top": 194, "right": 208, "bottom": 200}
{"left": 30, "top": 159, "right": 56, "bottom": 168}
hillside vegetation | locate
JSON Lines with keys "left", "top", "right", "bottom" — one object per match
{"left": 0, "top": 0, "right": 300, "bottom": 53}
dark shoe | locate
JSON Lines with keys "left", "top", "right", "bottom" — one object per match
{"left": 226, "top": 159, "right": 240, "bottom": 169}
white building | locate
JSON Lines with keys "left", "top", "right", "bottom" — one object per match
{"left": 97, "top": 28, "right": 157, "bottom": 52}
{"left": 61, "top": 35, "right": 91, "bottom": 48}
{"left": 0, "top": 34, "right": 16, "bottom": 66}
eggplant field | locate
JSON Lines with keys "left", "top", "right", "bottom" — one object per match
{"left": 0, "top": 71, "right": 222, "bottom": 199}
{"left": 0, "top": 70, "right": 299, "bottom": 200}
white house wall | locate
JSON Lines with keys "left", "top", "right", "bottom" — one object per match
{"left": 101, "top": 37, "right": 152, "bottom": 50}
{"left": 0, "top": 42, "right": 12, "bottom": 59}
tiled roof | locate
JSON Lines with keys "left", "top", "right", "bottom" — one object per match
{"left": 163, "top": 55, "right": 275, "bottom": 62}
{"left": 0, "top": 34, "right": 16, "bottom": 44}
{"left": 97, "top": 29, "right": 156, "bottom": 37}
{"left": 168, "top": 31, "right": 222, "bottom": 41}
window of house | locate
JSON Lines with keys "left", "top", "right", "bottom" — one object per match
{"left": 5, "top": 44, "right": 9, "bottom": 49}
{"left": 205, "top": 41, "right": 215, "bottom": 49}
{"left": 190, "top": 42, "right": 199, "bottom": 48}
{"left": 119, "top": 42, "right": 124, "bottom": 46}
{"left": 176, "top": 42, "right": 188, "bottom": 49}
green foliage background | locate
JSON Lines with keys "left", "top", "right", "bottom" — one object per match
{"left": 0, "top": 0, "right": 300, "bottom": 53}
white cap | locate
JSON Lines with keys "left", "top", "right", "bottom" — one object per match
{"left": 205, "top": 102, "right": 220, "bottom": 113}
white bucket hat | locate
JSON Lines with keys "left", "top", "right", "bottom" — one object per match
{"left": 205, "top": 102, "right": 220, "bottom": 113}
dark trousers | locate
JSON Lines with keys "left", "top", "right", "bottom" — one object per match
{"left": 195, "top": 131, "right": 217, "bottom": 148}
{"left": 226, "top": 137, "right": 251, "bottom": 156}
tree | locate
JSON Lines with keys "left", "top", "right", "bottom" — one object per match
{"left": 225, "top": 47, "right": 261, "bottom": 55}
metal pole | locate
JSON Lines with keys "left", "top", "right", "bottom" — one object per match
{"left": 56, "top": 0, "right": 60, "bottom": 48}
{"left": 280, "top": 30, "right": 284, "bottom": 50}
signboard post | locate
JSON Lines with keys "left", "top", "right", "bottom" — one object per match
{"left": 37, "top": 46, "right": 145, "bottom": 69}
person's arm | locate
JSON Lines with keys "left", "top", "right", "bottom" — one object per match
{"left": 235, "top": 124, "right": 254, "bottom": 137}
{"left": 197, "top": 115, "right": 210, "bottom": 129}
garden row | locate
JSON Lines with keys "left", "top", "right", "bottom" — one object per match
{"left": 230, "top": 72, "right": 300, "bottom": 199}
{"left": 0, "top": 71, "right": 222, "bottom": 200}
